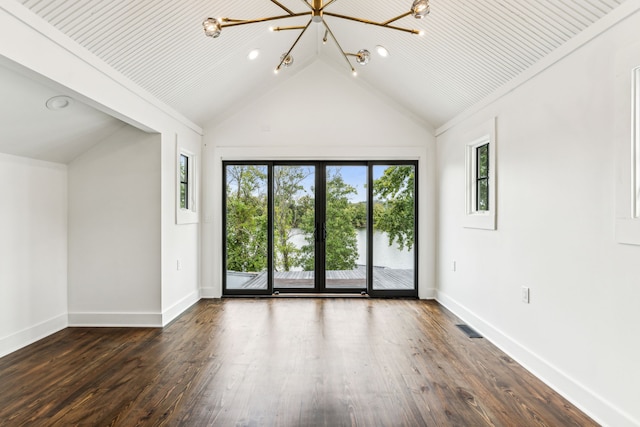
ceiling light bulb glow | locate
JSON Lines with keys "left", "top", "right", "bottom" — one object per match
{"left": 248, "top": 49, "right": 260, "bottom": 60}
{"left": 375, "top": 45, "right": 389, "bottom": 58}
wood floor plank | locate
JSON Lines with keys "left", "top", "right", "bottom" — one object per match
{"left": 0, "top": 299, "right": 598, "bottom": 426}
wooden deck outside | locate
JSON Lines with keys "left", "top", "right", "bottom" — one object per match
{"left": 232, "top": 266, "right": 414, "bottom": 290}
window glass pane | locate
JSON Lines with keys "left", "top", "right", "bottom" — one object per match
{"left": 273, "top": 165, "right": 315, "bottom": 289}
{"left": 225, "top": 165, "right": 268, "bottom": 290}
{"left": 180, "top": 154, "right": 188, "bottom": 182}
{"left": 180, "top": 183, "right": 188, "bottom": 209}
{"left": 372, "top": 165, "right": 415, "bottom": 291}
{"left": 477, "top": 178, "right": 489, "bottom": 211}
{"left": 477, "top": 144, "right": 489, "bottom": 178}
{"left": 325, "top": 166, "right": 367, "bottom": 289}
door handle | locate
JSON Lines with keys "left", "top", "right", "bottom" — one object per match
{"left": 314, "top": 223, "right": 327, "bottom": 242}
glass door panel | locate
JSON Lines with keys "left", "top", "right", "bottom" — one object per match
{"left": 372, "top": 165, "right": 416, "bottom": 291}
{"left": 273, "top": 165, "right": 315, "bottom": 289}
{"left": 225, "top": 164, "right": 269, "bottom": 290}
{"left": 325, "top": 165, "right": 367, "bottom": 290}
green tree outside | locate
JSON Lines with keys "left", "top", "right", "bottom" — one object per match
{"left": 225, "top": 165, "right": 268, "bottom": 272}
{"left": 299, "top": 167, "right": 359, "bottom": 271}
{"left": 373, "top": 165, "right": 415, "bottom": 251}
{"left": 273, "top": 166, "right": 313, "bottom": 272}
{"left": 225, "top": 164, "right": 415, "bottom": 276}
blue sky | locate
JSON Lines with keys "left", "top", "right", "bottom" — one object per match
{"left": 298, "top": 165, "right": 393, "bottom": 203}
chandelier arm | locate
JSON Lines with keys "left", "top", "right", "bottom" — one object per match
{"left": 382, "top": 11, "right": 411, "bottom": 25}
{"left": 270, "top": 0, "right": 295, "bottom": 15}
{"left": 276, "top": 19, "right": 313, "bottom": 71}
{"left": 321, "top": 19, "right": 355, "bottom": 74}
{"left": 221, "top": 13, "right": 310, "bottom": 28}
{"left": 320, "top": 0, "right": 338, "bottom": 10}
{"left": 272, "top": 26, "right": 307, "bottom": 31}
{"left": 323, "top": 12, "right": 420, "bottom": 35}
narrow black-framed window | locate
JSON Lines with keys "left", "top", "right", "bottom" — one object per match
{"left": 179, "top": 154, "right": 189, "bottom": 210}
{"left": 475, "top": 143, "right": 489, "bottom": 212}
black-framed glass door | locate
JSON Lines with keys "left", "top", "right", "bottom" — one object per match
{"left": 272, "top": 164, "right": 316, "bottom": 290}
{"left": 223, "top": 161, "right": 417, "bottom": 297}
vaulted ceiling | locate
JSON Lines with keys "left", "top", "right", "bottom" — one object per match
{"left": 11, "top": 0, "right": 630, "bottom": 129}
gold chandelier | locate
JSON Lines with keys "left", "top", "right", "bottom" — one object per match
{"left": 203, "top": 0, "right": 430, "bottom": 76}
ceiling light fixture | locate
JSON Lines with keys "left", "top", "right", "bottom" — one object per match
{"left": 203, "top": 0, "right": 429, "bottom": 75}
{"left": 45, "top": 95, "right": 73, "bottom": 110}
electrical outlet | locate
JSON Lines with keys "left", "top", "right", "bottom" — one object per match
{"left": 521, "top": 286, "right": 530, "bottom": 304}
{"left": 177, "top": 259, "right": 182, "bottom": 271}
{"left": 452, "top": 261, "right": 457, "bottom": 272}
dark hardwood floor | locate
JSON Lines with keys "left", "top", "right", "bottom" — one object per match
{"left": 0, "top": 299, "right": 597, "bottom": 426}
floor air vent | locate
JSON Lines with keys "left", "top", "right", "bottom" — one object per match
{"left": 456, "top": 324, "right": 483, "bottom": 339}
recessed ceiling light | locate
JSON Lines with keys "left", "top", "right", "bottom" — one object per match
{"left": 45, "top": 95, "right": 73, "bottom": 110}
{"left": 248, "top": 49, "right": 260, "bottom": 60}
{"left": 375, "top": 45, "right": 389, "bottom": 58}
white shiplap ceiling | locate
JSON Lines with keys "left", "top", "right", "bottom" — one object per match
{"left": 16, "top": 0, "right": 628, "bottom": 128}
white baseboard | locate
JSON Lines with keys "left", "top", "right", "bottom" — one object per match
{"left": 0, "top": 314, "right": 68, "bottom": 358}
{"left": 200, "top": 286, "right": 221, "bottom": 298}
{"left": 436, "top": 291, "right": 639, "bottom": 427}
{"left": 419, "top": 286, "right": 437, "bottom": 299}
{"left": 162, "top": 291, "right": 200, "bottom": 326}
{"left": 68, "top": 312, "right": 163, "bottom": 327}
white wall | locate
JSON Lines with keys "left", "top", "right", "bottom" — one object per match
{"left": 436, "top": 10, "right": 640, "bottom": 427}
{"left": 68, "top": 126, "right": 162, "bottom": 326}
{"left": 0, "top": 154, "right": 68, "bottom": 357}
{"left": 201, "top": 60, "right": 436, "bottom": 298}
{"left": 160, "top": 131, "right": 201, "bottom": 324}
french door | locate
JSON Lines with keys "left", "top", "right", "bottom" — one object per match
{"left": 223, "top": 161, "right": 417, "bottom": 297}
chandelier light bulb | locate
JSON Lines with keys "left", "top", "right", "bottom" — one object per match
{"left": 280, "top": 53, "right": 294, "bottom": 68}
{"left": 411, "top": 0, "right": 430, "bottom": 19}
{"left": 202, "top": 17, "right": 222, "bottom": 38}
{"left": 355, "top": 49, "right": 370, "bottom": 66}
